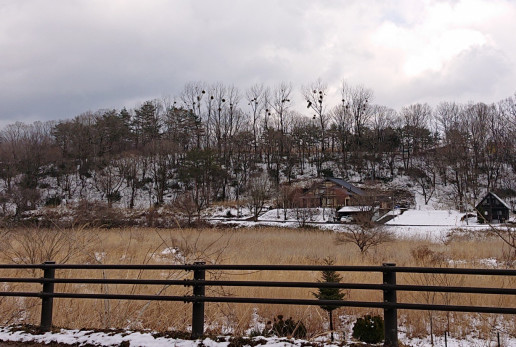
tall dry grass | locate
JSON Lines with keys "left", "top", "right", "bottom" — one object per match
{"left": 0, "top": 226, "right": 513, "bottom": 340}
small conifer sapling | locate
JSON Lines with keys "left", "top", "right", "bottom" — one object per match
{"left": 312, "top": 257, "right": 345, "bottom": 341}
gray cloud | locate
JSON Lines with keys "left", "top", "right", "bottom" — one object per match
{"left": 382, "top": 45, "right": 513, "bottom": 108}
{"left": 1, "top": 0, "right": 515, "bottom": 127}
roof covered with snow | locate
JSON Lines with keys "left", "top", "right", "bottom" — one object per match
{"left": 476, "top": 192, "right": 511, "bottom": 210}
{"left": 337, "top": 206, "right": 371, "bottom": 213}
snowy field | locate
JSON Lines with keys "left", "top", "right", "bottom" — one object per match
{"left": 382, "top": 209, "right": 492, "bottom": 241}
{"left": 386, "top": 209, "right": 468, "bottom": 226}
{"left": 210, "top": 207, "right": 492, "bottom": 242}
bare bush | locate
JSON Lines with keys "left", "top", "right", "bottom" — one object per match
{"left": 111, "top": 228, "right": 236, "bottom": 330}
{"left": 409, "top": 245, "right": 464, "bottom": 343}
{"left": 72, "top": 200, "right": 129, "bottom": 228}
{"left": 487, "top": 226, "right": 515, "bottom": 267}
{"left": 295, "top": 207, "right": 316, "bottom": 227}
{"left": 335, "top": 223, "right": 393, "bottom": 254}
{"left": 488, "top": 227, "right": 515, "bottom": 251}
{"left": 170, "top": 192, "right": 197, "bottom": 226}
{"left": 0, "top": 226, "right": 98, "bottom": 266}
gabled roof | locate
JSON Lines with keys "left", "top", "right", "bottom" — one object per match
{"left": 325, "top": 177, "right": 365, "bottom": 196}
{"left": 476, "top": 192, "right": 511, "bottom": 210}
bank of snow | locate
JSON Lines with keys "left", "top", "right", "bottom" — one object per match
{"left": 381, "top": 209, "right": 489, "bottom": 241}
{"left": 386, "top": 210, "right": 467, "bottom": 226}
{"left": 1, "top": 326, "right": 514, "bottom": 347}
{"left": 0, "top": 326, "right": 340, "bottom": 346}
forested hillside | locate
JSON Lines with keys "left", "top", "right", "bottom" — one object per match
{"left": 1, "top": 81, "right": 516, "bottom": 220}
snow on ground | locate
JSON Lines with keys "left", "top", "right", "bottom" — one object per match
{"left": 381, "top": 209, "right": 489, "bottom": 241}
{"left": 210, "top": 207, "right": 490, "bottom": 242}
{"left": 385, "top": 224, "right": 494, "bottom": 242}
{"left": 153, "top": 247, "right": 187, "bottom": 264}
{"left": 386, "top": 209, "right": 469, "bottom": 226}
{"left": 0, "top": 325, "right": 514, "bottom": 346}
{"left": 259, "top": 207, "right": 333, "bottom": 223}
{"left": 0, "top": 326, "right": 333, "bottom": 346}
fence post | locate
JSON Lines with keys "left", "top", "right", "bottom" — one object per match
{"left": 191, "top": 262, "right": 206, "bottom": 339}
{"left": 40, "top": 261, "right": 55, "bottom": 332}
{"left": 383, "top": 263, "right": 398, "bottom": 347}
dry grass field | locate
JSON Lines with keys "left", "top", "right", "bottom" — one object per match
{"left": 0, "top": 226, "right": 514, "bottom": 340}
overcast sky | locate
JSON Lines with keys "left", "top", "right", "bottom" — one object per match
{"left": 1, "top": 0, "right": 515, "bottom": 127}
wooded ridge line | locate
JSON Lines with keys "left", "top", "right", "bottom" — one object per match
{"left": 1, "top": 82, "right": 515, "bottom": 220}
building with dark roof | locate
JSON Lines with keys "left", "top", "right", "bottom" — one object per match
{"left": 296, "top": 177, "right": 366, "bottom": 209}
{"left": 476, "top": 192, "right": 510, "bottom": 223}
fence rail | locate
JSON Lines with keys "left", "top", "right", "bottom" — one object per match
{"left": 0, "top": 262, "right": 515, "bottom": 347}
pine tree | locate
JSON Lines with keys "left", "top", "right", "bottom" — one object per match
{"left": 133, "top": 101, "right": 161, "bottom": 147}
{"left": 313, "top": 257, "right": 345, "bottom": 341}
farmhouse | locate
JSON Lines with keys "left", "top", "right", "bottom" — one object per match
{"left": 476, "top": 192, "right": 510, "bottom": 223}
{"left": 296, "top": 177, "right": 366, "bottom": 208}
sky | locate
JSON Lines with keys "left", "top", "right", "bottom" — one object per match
{"left": 1, "top": 0, "right": 515, "bottom": 127}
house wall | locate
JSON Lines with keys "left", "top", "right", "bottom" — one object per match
{"left": 296, "top": 181, "right": 350, "bottom": 209}
{"left": 476, "top": 194, "right": 510, "bottom": 223}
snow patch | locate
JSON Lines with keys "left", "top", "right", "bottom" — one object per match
{"left": 386, "top": 210, "right": 469, "bottom": 226}
{"left": 94, "top": 252, "right": 106, "bottom": 262}
{"left": 154, "top": 247, "right": 186, "bottom": 264}
{"left": 0, "top": 325, "right": 514, "bottom": 346}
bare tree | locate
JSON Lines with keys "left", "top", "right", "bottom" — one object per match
{"left": 180, "top": 81, "right": 207, "bottom": 122}
{"left": 464, "top": 103, "right": 491, "bottom": 195}
{"left": 336, "top": 221, "right": 393, "bottom": 254}
{"left": 224, "top": 85, "right": 243, "bottom": 143}
{"left": 93, "top": 157, "right": 124, "bottom": 208}
{"left": 246, "top": 83, "right": 268, "bottom": 158}
{"left": 269, "top": 82, "right": 293, "bottom": 136}
{"left": 245, "top": 173, "right": 272, "bottom": 222}
{"left": 171, "top": 191, "right": 198, "bottom": 226}
{"left": 499, "top": 92, "right": 516, "bottom": 130}
{"left": 399, "top": 103, "right": 433, "bottom": 170}
{"left": 366, "top": 105, "right": 398, "bottom": 179}
{"left": 335, "top": 201, "right": 393, "bottom": 254}
{"left": 408, "top": 150, "right": 438, "bottom": 205}
{"left": 330, "top": 103, "right": 354, "bottom": 172}
{"left": 340, "top": 81, "right": 373, "bottom": 141}
{"left": 210, "top": 83, "right": 228, "bottom": 155}
{"left": 303, "top": 79, "right": 330, "bottom": 151}
{"left": 277, "top": 184, "right": 299, "bottom": 220}
{"left": 115, "top": 154, "right": 146, "bottom": 209}
{"left": 435, "top": 102, "right": 462, "bottom": 136}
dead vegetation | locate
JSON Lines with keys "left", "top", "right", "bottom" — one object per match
{"left": 0, "top": 226, "right": 513, "bottom": 340}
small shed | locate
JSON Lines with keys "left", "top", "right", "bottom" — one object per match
{"left": 336, "top": 205, "right": 379, "bottom": 222}
{"left": 475, "top": 192, "right": 510, "bottom": 223}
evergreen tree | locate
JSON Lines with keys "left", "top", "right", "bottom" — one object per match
{"left": 313, "top": 257, "right": 345, "bottom": 341}
{"left": 118, "top": 107, "right": 134, "bottom": 149}
{"left": 133, "top": 101, "right": 161, "bottom": 146}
